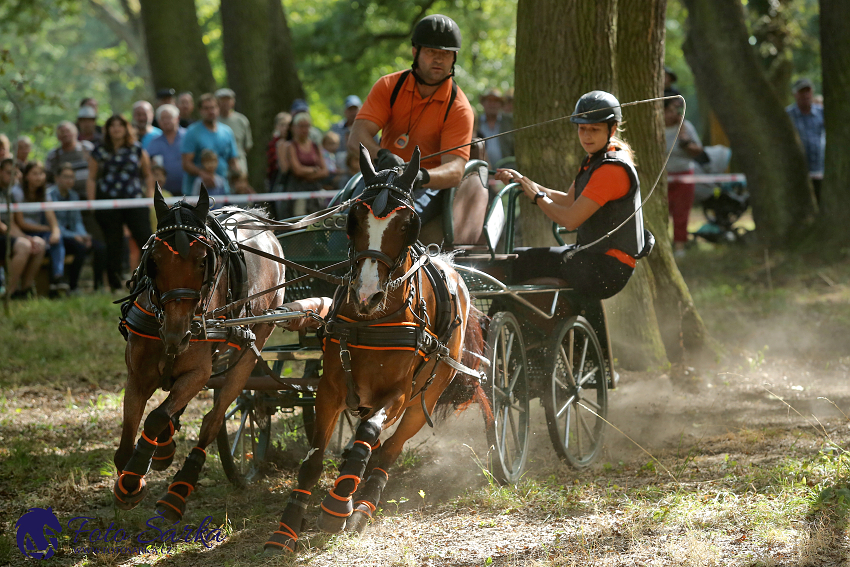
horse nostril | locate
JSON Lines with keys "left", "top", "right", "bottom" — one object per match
{"left": 368, "top": 291, "right": 385, "bottom": 309}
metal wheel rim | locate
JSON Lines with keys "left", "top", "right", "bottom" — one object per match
{"left": 217, "top": 391, "right": 271, "bottom": 485}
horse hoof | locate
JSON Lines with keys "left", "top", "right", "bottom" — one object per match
{"left": 113, "top": 476, "right": 148, "bottom": 511}
{"left": 316, "top": 509, "right": 348, "bottom": 534}
{"left": 150, "top": 440, "right": 176, "bottom": 471}
{"left": 264, "top": 536, "right": 296, "bottom": 554}
{"left": 155, "top": 492, "right": 186, "bottom": 522}
{"left": 345, "top": 508, "right": 371, "bottom": 534}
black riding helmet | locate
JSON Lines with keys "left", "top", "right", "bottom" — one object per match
{"left": 412, "top": 14, "right": 462, "bottom": 51}
{"left": 570, "top": 90, "right": 622, "bottom": 125}
{"left": 411, "top": 14, "right": 461, "bottom": 87}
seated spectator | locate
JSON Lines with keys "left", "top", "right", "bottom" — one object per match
{"left": 47, "top": 164, "right": 93, "bottom": 293}
{"left": 192, "top": 149, "right": 227, "bottom": 197}
{"left": 132, "top": 100, "right": 162, "bottom": 150}
{"left": 146, "top": 104, "right": 186, "bottom": 195}
{"left": 230, "top": 170, "right": 255, "bottom": 195}
{"left": 289, "top": 99, "right": 323, "bottom": 146}
{"left": 45, "top": 121, "right": 95, "bottom": 191}
{"left": 14, "top": 135, "right": 32, "bottom": 172}
{"left": 285, "top": 113, "right": 328, "bottom": 215}
{"left": 76, "top": 103, "right": 103, "bottom": 146}
{"left": 664, "top": 96, "right": 704, "bottom": 257}
{"left": 321, "top": 131, "right": 341, "bottom": 190}
{"left": 12, "top": 161, "right": 68, "bottom": 295}
{"left": 0, "top": 157, "right": 45, "bottom": 298}
{"left": 177, "top": 91, "right": 195, "bottom": 128}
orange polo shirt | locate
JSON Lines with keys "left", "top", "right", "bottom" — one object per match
{"left": 357, "top": 70, "right": 474, "bottom": 170}
{"left": 579, "top": 160, "right": 637, "bottom": 268}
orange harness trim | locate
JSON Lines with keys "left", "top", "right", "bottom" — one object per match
{"left": 334, "top": 475, "right": 361, "bottom": 490}
{"left": 277, "top": 522, "right": 298, "bottom": 541}
{"left": 156, "top": 499, "right": 182, "bottom": 516}
{"left": 327, "top": 488, "right": 352, "bottom": 502}
{"left": 355, "top": 500, "right": 377, "bottom": 513}
{"left": 320, "top": 503, "right": 353, "bottom": 517}
{"left": 292, "top": 488, "right": 311, "bottom": 496}
{"left": 373, "top": 467, "right": 389, "bottom": 479}
{"left": 123, "top": 325, "right": 242, "bottom": 350}
{"left": 265, "top": 540, "right": 294, "bottom": 552}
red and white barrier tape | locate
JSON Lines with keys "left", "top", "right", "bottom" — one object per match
{"left": 4, "top": 189, "right": 339, "bottom": 214}
{"left": 668, "top": 172, "right": 822, "bottom": 183}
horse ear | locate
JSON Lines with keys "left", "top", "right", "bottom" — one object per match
{"left": 398, "top": 145, "right": 421, "bottom": 190}
{"left": 194, "top": 184, "right": 210, "bottom": 219}
{"left": 359, "top": 144, "right": 377, "bottom": 185}
{"left": 153, "top": 183, "right": 169, "bottom": 221}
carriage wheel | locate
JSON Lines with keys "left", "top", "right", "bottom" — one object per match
{"left": 544, "top": 316, "right": 608, "bottom": 468}
{"left": 215, "top": 390, "right": 272, "bottom": 487}
{"left": 484, "top": 311, "right": 530, "bottom": 484}
{"left": 298, "top": 406, "right": 358, "bottom": 456}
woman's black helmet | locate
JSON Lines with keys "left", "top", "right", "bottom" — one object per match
{"left": 412, "top": 14, "right": 462, "bottom": 51}
{"left": 570, "top": 91, "right": 622, "bottom": 124}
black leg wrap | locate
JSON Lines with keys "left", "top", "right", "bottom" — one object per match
{"left": 143, "top": 407, "right": 172, "bottom": 438}
{"left": 113, "top": 436, "right": 157, "bottom": 510}
{"left": 155, "top": 447, "right": 206, "bottom": 522}
{"left": 347, "top": 468, "right": 390, "bottom": 534}
{"left": 151, "top": 421, "right": 177, "bottom": 471}
{"left": 318, "top": 439, "right": 374, "bottom": 534}
{"left": 265, "top": 489, "right": 311, "bottom": 554}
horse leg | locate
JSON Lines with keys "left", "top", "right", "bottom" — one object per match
{"left": 151, "top": 406, "right": 185, "bottom": 471}
{"left": 113, "top": 362, "right": 210, "bottom": 511}
{"left": 345, "top": 386, "right": 444, "bottom": 534}
{"left": 264, "top": 380, "right": 346, "bottom": 554}
{"left": 315, "top": 397, "right": 397, "bottom": 534}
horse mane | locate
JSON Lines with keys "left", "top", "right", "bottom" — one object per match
{"left": 433, "top": 304, "right": 493, "bottom": 425}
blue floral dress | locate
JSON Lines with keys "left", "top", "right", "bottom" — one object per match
{"left": 91, "top": 143, "right": 144, "bottom": 199}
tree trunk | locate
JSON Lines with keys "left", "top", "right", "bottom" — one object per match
{"left": 615, "top": 0, "right": 713, "bottom": 363}
{"left": 220, "top": 0, "right": 305, "bottom": 192}
{"left": 514, "top": 0, "right": 617, "bottom": 247}
{"left": 139, "top": 0, "right": 215, "bottom": 97}
{"left": 681, "top": 0, "right": 816, "bottom": 248}
{"left": 817, "top": 0, "right": 850, "bottom": 245}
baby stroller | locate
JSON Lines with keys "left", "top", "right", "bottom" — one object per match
{"left": 690, "top": 145, "right": 751, "bottom": 245}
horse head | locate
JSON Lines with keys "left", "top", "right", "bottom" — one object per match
{"left": 149, "top": 184, "right": 216, "bottom": 354}
{"left": 347, "top": 145, "right": 421, "bottom": 316}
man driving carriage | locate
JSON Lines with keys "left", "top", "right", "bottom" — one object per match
{"left": 347, "top": 14, "right": 489, "bottom": 245}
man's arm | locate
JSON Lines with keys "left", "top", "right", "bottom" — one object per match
{"left": 423, "top": 154, "right": 465, "bottom": 190}
{"left": 182, "top": 153, "right": 215, "bottom": 186}
{"left": 347, "top": 119, "right": 381, "bottom": 157}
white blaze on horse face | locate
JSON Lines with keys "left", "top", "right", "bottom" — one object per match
{"left": 356, "top": 211, "right": 396, "bottom": 304}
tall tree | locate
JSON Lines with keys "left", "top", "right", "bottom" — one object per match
{"left": 514, "top": 0, "right": 712, "bottom": 368}
{"left": 139, "top": 0, "right": 215, "bottom": 97}
{"left": 817, "top": 0, "right": 850, "bottom": 246}
{"left": 681, "top": 0, "right": 816, "bottom": 248}
{"left": 220, "top": 0, "right": 305, "bottom": 191}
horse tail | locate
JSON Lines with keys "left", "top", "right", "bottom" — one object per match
{"left": 434, "top": 305, "right": 493, "bottom": 424}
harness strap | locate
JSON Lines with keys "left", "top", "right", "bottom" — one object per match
{"left": 238, "top": 242, "right": 346, "bottom": 286}
{"left": 338, "top": 337, "right": 360, "bottom": 410}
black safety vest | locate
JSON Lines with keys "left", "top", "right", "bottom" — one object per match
{"left": 574, "top": 149, "right": 645, "bottom": 258}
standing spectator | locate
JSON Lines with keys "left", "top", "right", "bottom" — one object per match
{"left": 86, "top": 114, "right": 154, "bottom": 291}
{"left": 664, "top": 66, "right": 678, "bottom": 91}
{"left": 503, "top": 88, "right": 514, "bottom": 115}
{"left": 321, "top": 131, "right": 341, "bottom": 190}
{"left": 14, "top": 136, "right": 32, "bottom": 172}
{"left": 216, "top": 88, "right": 252, "bottom": 177}
{"left": 285, "top": 113, "right": 328, "bottom": 215}
{"left": 11, "top": 161, "right": 68, "bottom": 295}
{"left": 151, "top": 88, "right": 176, "bottom": 129}
{"left": 45, "top": 121, "right": 94, "bottom": 192}
{"left": 76, "top": 100, "right": 103, "bottom": 145}
{"left": 477, "top": 89, "right": 515, "bottom": 169}
{"left": 191, "top": 149, "right": 227, "bottom": 197}
{"left": 0, "top": 134, "right": 10, "bottom": 161}
{"left": 330, "top": 95, "right": 361, "bottom": 188}
{"left": 146, "top": 104, "right": 186, "bottom": 195}
{"left": 786, "top": 77, "right": 824, "bottom": 202}
{"left": 0, "top": 158, "right": 46, "bottom": 298}
{"left": 177, "top": 91, "right": 195, "bottom": 128}
{"left": 47, "top": 164, "right": 92, "bottom": 293}
{"left": 268, "top": 111, "right": 291, "bottom": 190}
{"left": 132, "top": 100, "right": 162, "bottom": 150}
{"left": 664, "top": 96, "right": 703, "bottom": 257}
{"left": 181, "top": 93, "right": 239, "bottom": 196}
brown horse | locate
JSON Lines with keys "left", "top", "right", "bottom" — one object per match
{"left": 112, "top": 186, "right": 285, "bottom": 521}
{"left": 264, "top": 146, "right": 487, "bottom": 553}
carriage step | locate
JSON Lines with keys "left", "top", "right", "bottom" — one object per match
{"left": 206, "top": 375, "right": 320, "bottom": 391}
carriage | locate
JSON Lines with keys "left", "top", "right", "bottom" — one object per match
{"left": 211, "top": 158, "right": 615, "bottom": 486}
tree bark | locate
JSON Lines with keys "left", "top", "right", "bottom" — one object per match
{"left": 615, "top": 0, "right": 713, "bottom": 363}
{"left": 220, "top": 0, "right": 305, "bottom": 192}
{"left": 514, "top": 0, "right": 617, "bottom": 247}
{"left": 816, "top": 0, "right": 850, "bottom": 245}
{"left": 139, "top": 0, "right": 215, "bottom": 97}
{"left": 681, "top": 0, "right": 816, "bottom": 248}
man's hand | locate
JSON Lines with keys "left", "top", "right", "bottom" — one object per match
{"left": 414, "top": 168, "right": 430, "bottom": 190}
{"left": 375, "top": 149, "right": 405, "bottom": 171}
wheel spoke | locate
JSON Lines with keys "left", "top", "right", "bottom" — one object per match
{"left": 556, "top": 394, "right": 577, "bottom": 418}
{"left": 499, "top": 328, "right": 509, "bottom": 389}
{"left": 225, "top": 400, "right": 244, "bottom": 421}
{"left": 504, "top": 329, "right": 515, "bottom": 376}
{"left": 578, "top": 407, "right": 596, "bottom": 445}
{"left": 582, "top": 397, "right": 602, "bottom": 412}
{"left": 563, "top": 403, "right": 572, "bottom": 447}
{"left": 559, "top": 345, "right": 577, "bottom": 387}
{"left": 499, "top": 407, "right": 510, "bottom": 463}
{"left": 553, "top": 374, "right": 570, "bottom": 391}
{"left": 508, "top": 405, "right": 520, "bottom": 453}
{"left": 507, "top": 364, "right": 522, "bottom": 395}
{"left": 578, "top": 366, "right": 599, "bottom": 388}
{"left": 577, "top": 336, "right": 589, "bottom": 382}
{"left": 574, "top": 402, "right": 583, "bottom": 456}
{"left": 231, "top": 408, "right": 249, "bottom": 458}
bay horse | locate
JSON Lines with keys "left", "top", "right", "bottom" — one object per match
{"left": 264, "top": 145, "right": 487, "bottom": 553}
{"left": 112, "top": 185, "right": 286, "bottom": 521}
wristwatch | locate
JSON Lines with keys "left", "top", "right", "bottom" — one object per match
{"left": 533, "top": 191, "right": 547, "bottom": 205}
